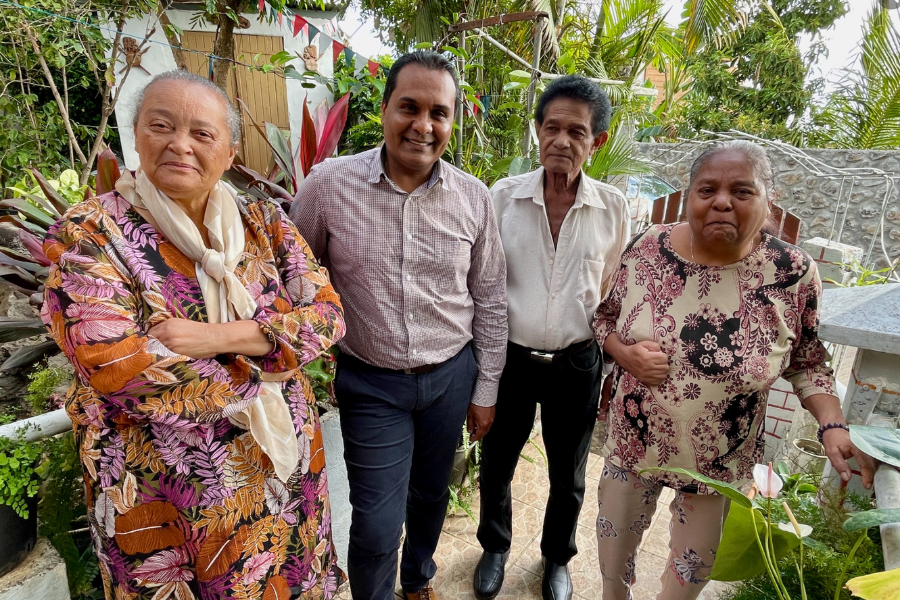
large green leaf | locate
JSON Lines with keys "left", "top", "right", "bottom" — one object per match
{"left": 0, "top": 340, "right": 59, "bottom": 371}
{"left": 637, "top": 467, "right": 752, "bottom": 508}
{"left": 843, "top": 509, "right": 900, "bottom": 533}
{"left": 849, "top": 425, "right": 900, "bottom": 469}
{"left": 708, "top": 502, "right": 801, "bottom": 581}
{"left": 845, "top": 567, "right": 900, "bottom": 600}
{"left": 0, "top": 318, "right": 46, "bottom": 343}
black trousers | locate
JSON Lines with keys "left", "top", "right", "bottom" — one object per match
{"left": 335, "top": 345, "right": 476, "bottom": 600}
{"left": 477, "top": 340, "right": 601, "bottom": 565}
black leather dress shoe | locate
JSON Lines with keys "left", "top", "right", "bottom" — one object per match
{"left": 542, "top": 557, "right": 573, "bottom": 600}
{"left": 473, "top": 550, "right": 509, "bottom": 599}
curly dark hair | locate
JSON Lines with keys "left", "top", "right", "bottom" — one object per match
{"left": 383, "top": 51, "right": 460, "bottom": 108}
{"left": 534, "top": 75, "right": 611, "bottom": 136}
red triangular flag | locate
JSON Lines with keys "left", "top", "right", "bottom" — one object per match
{"left": 293, "top": 15, "right": 307, "bottom": 37}
{"left": 257, "top": 0, "right": 265, "bottom": 13}
{"left": 277, "top": 10, "right": 283, "bottom": 25}
{"left": 367, "top": 60, "right": 379, "bottom": 77}
{"left": 333, "top": 41, "right": 345, "bottom": 62}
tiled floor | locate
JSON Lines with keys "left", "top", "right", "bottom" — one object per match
{"left": 335, "top": 434, "right": 731, "bottom": 600}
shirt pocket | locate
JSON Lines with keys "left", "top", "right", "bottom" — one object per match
{"left": 575, "top": 258, "right": 605, "bottom": 308}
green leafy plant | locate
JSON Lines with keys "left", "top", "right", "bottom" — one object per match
{"left": 447, "top": 424, "right": 481, "bottom": 522}
{"left": 37, "top": 431, "right": 101, "bottom": 600}
{"left": 825, "top": 259, "right": 896, "bottom": 288}
{"left": 26, "top": 364, "right": 67, "bottom": 414}
{"left": 0, "top": 426, "right": 42, "bottom": 518}
{"left": 646, "top": 464, "right": 892, "bottom": 600}
{"left": 303, "top": 350, "right": 337, "bottom": 405}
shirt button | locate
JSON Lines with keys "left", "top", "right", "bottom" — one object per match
{"left": 551, "top": 293, "right": 557, "bottom": 299}
{"left": 407, "top": 234, "right": 413, "bottom": 240}
{"left": 549, "top": 259, "right": 554, "bottom": 265}
{"left": 408, "top": 313, "right": 413, "bottom": 320}
{"left": 406, "top": 274, "right": 411, "bottom": 281}
{"left": 413, "top": 349, "right": 418, "bottom": 356}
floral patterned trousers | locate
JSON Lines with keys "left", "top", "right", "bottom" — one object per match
{"left": 596, "top": 463, "right": 728, "bottom": 600}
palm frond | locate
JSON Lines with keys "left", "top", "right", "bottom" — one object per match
{"left": 681, "top": 0, "right": 747, "bottom": 53}
{"left": 815, "top": 6, "right": 900, "bottom": 149}
{"left": 585, "top": 110, "right": 653, "bottom": 180}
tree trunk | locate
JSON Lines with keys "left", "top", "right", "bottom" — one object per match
{"left": 158, "top": 10, "right": 188, "bottom": 70}
{"left": 212, "top": 0, "right": 241, "bottom": 90}
{"left": 589, "top": 0, "right": 607, "bottom": 59}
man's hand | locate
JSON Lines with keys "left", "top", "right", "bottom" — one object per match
{"left": 822, "top": 427, "right": 875, "bottom": 489}
{"left": 467, "top": 403, "right": 495, "bottom": 442}
{"left": 148, "top": 319, "right": 219, "bottom": 359}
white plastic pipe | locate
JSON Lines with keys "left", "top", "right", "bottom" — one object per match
{"left": 0, "top": 408, "right": 70, "bottom": 442}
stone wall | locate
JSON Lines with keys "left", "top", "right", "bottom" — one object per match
{"left": 636, "top": 143, "right": 900, "bottom": 267}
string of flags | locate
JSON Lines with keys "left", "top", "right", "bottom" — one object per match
{"left": 256, "top": 0, "right": 385, "bottom": 77}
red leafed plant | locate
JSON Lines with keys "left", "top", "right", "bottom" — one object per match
{"left": 0, "top": 148, "right": 120, "bottom": 370}
{"left": 224, "top": 93, "right": 351, "bottom": 213}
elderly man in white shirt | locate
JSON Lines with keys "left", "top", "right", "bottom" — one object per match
{"left": 473, "top": 76, "right": 630, "bottom": 600}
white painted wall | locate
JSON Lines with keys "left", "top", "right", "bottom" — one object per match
{"left": 106, "top": 9, "right": 337, "bottom": 169}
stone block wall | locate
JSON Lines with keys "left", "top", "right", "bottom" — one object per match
{"left": 636, "top": 143, "right": 900, "bottom": 268}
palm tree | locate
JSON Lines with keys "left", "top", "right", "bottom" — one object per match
{"left": 812, "top": 5, "right": 900, "bottom": 149}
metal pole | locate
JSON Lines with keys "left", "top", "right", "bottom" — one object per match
{"left": 454, "top": 30, "right": 466, "bottom": 169}
{"left": 522, "top": 18, "right": 544, "bottom": 157}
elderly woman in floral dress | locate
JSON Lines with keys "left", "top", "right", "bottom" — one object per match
{"left": 41, "top": 71, "right": 345, "bottom": 599}
{"left": 592, "top": 140, "right": 874, "bottom": 600}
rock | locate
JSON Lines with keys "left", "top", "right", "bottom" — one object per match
{"left": 0, "top": 539, "right": 69, "bottom": 600}
{"left": 778, "top": 172, "right": 804, "bottom": 186}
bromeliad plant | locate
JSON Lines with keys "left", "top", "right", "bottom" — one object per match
{"left": 223, "top": 93, "right": 350, "bottom": 213}
{"left": 0, "top": 150, "right": 120, "bottom": 370}
{"left": 642, "top": 462, "right": 900, "bottom": 600}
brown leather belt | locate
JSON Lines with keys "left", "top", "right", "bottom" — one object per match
{"left": 509, "top": 338, "right": 596, "bottom": 364}
{"left": 338, "top": 352, "right": 444, "bottom": 375}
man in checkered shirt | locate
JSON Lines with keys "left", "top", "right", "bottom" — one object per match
{"left": 291, "top": 51, "right": 508, "bottom": 600}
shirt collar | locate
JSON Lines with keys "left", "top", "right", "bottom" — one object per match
{"left": 368, "top": 146, "right": 445, "bottom": 192}
{"left": 510, "top": 166, "right": 607, "bottom": 210}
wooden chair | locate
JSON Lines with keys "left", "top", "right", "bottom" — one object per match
{"left": 647, "top": 191, "right": 802, "bottom": 245}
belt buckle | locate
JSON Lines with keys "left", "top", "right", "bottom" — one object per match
{"left": 530, "top": 350, "right": 556, "bottom": 364}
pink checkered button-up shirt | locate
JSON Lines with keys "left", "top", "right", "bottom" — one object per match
{"left": 290, "top": 148, "right": 508, "bottom": 407}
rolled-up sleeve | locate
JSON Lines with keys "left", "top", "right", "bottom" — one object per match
{"left": 468, "top": 187, "right": 508, "bottom": 407}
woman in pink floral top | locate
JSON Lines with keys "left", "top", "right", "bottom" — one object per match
{"left": 41, "top": 72, "right": 345, "bottom": 600}
{"left": 592, "top": 141, "right": 873, "bottom": 600}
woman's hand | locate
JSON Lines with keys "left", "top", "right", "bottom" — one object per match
{"left": 803, "top": 393, "right": 875, "bottom": 489}
{"left": 149, "top": 319, "right": 220, "bottom": 359}
{"left": 822, "top": 427, "right": 875, "bottom": 489}
{"left": 603, "top": 334, "right": 669, "bottom": 386}
{"left": 149, "top": 319, "right": 274, "bottom": 359}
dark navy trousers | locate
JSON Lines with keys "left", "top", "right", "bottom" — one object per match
{"left": 335, "top": 345, "right": 476, "bottom": 600}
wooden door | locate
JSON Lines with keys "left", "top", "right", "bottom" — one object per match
{"left": 181, "top": 32, "right": 290, "bottom": 174}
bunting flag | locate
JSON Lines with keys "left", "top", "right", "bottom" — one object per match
{"left": 344, "top": 48, "right": 355, "bottom": 65}
{"left": 292, "top": 14, "right": 306, "bottom": 38}
{"left": 354, "top": 53, "right": 368, "bottom": 74}
{"left": 308, "top": 24, "right": 320, "bottom": 44}
{"left": 257, "top": 0, "right": 265, "bottom": 12}
{"left": 380, "top": 64, "right": 390, "bottom": 77}
{"left": 277, "top": 9, "right": 283, "bottom": 26}
{"left": 319, "top": 32, "right": 331, "bottom": 55}
{"left": 367, "top": 60, "right": 379, "bottom": 77}
{"left": 481, "top": 94, "right": 492, "bottom": 118}
{"left": 333, "top": 41, "right": 346, "bottom": 62}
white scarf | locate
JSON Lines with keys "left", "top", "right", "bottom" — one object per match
{"left": 116, "top": 169, "right": 299, "bottom": 482}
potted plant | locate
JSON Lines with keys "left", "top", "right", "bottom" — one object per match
{"left": 0, "top": 428, "right": 43, "bottom": 576}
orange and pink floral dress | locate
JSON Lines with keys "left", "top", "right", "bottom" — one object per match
{"left": 41, "top": 191, "right": 346, "bottom": 600}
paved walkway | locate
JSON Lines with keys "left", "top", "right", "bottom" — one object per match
{"left": 335, "top": 431, "right": 731, "bottom": 600}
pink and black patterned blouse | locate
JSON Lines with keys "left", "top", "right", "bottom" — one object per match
{"left": 593, "top": 224, "right": 835, "bottom": 491}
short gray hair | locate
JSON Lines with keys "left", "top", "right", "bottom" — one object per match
{"left": 132, "top": 70, "right": 242, "bottom": 146}
{"left": 687, "top": 140, "right": 775, "bottom": 201}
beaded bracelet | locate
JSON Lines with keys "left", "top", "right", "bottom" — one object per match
{"left": 258, "top": 321, "right": 278, "bottom": 347}
{"left": 817, "top": 422, "right": 850, "bottom": 443}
